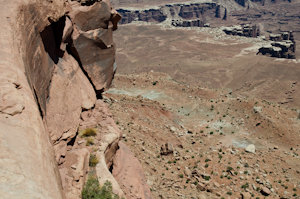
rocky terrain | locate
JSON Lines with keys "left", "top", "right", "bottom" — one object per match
{"left": 106, "top": 20, "right": 300, "bottom": 198}
{"left": 104, "top": 72, "right": 300, "bottom": 199}
{"left": 1, "top": 0, "right": 300, "bottom": 198}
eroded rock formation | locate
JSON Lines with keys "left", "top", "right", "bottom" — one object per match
{"left": 258, "top": 31, "right": 296, "bottom": 59}
{"left": 0, "top": 0, "right": 151, "bottom": 199}
{"left": 117, "top": 3, "right": 227, "bottom": 26}
{"left": 223, "top": 24, "right": 260, "bottom": 37}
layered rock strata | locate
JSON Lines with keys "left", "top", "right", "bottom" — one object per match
{"left": 258, "top": 31, "right": 296, "bottom": 59}
{"left": 223, "top": 24, "right": 260, "bottom": 37}
{"left": 117, "top": 2, "right": 226, "bottom": 26}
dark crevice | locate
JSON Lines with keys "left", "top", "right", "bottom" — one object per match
{"left": 71, "top": 0, "right": 100, "bottom": 6}
{"left": 81, "top": 0, "right": 100, "bottom": 6}
{"left": 33, "top": 88, "right": 44, "bottom": 118}
{"left": 108, "top": 162, "right": 114, "bottom": 173}
{"left": 67, "top": 132, "right": 78, "bottom": 146}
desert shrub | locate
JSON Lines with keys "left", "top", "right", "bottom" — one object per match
{"left": 179, "top": 174, "right": 183, "bottom": 178}
{"left": 86, "top": 137, "right": 95, "bottom": 146}
{"left": 82, "top": 175, "right": 121, "bottom": 199}
{"left": 89, "top": 154, "right": 99, "bottom": 167}
{"left": 204, "top": 176, "right": 210, "bottom": 181}
{"left": 80, "top": 128, "right": 97, "bottom": 137}
{"left": 226, "top": 191, "right": 232, "bottom": 195}
{"left": 226, "top": 166, "right": 233, "bottom": 172}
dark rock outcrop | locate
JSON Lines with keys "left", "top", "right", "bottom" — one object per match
{"left": 223, "top": 24, "right": 260, "bottom": 37}
{"left": 258, "top": 31, "right": 296, "bottom": 59}
{"left": 117, "top": 8, "right": 167, "bottom": 24}
{"left": 172, "top": 19, "right": 205, "bottom": 27}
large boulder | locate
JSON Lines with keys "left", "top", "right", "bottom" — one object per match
{"left": 245, "top": 144, "right": 256, "bottom": 153}
{"left": 68, "top": 0, "right": 121, "bottom": 92}
{"left": 112, "top": 142, "right": 153, "bottom": 199}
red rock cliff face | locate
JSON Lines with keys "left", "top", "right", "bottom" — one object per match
{"left": 0, "top": 1, "right": 65, "bottom": 198}
{"left": 0, "top": 0, "right": 152, "bottom": 199}
{"left": 0, "top": 0, "right": 120, "bottom": 198}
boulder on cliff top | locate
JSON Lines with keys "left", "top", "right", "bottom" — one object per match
{"left": 112, "top": 142, "right": 153, "bottom": 199}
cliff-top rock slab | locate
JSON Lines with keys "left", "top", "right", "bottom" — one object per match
{"left": 112, "top": 141, "right": 153, "bottom": 199}
{"left": 68, "top": 0, "right": 121, "bottom": 92}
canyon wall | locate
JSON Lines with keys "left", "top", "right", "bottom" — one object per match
{"left": 0, "top": 0, "right": 151, "bottom": 199}
{"left": 117, "top": 3, "right": 227, "bottom": 26}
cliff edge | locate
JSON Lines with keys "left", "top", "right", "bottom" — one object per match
{"left": 0, "top": 0, "right": 151, "bottom": 198}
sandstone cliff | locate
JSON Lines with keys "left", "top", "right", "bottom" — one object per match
{"left": 0, "top": 0, "right": 151, "bottom": 198}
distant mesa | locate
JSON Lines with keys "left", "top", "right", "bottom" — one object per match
{"left": 223, "top": 24, "right": 260, "bottom": 38}
{"left": 258, "top": 31, "right": 296, "bottom": 59}
{"left": 117, "top": 2, "right": 227, "bottom": 27}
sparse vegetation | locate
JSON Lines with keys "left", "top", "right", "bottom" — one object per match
{"left": 86, "top": 137, "right": 95, "bottom": 146}
{"left": 226, "top": 191, "right": 232, "bottom": 195}
{"left": 80, "top": 128, "right": 97, "bottom": 137}
{"left": 89, "top": 154, "right": 99, "bottom": 167}
{"left": 82, "top": 175, "right": 121, "bottom": 199}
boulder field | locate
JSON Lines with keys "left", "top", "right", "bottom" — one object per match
{"left": 0, "top": 0, "right": 151, "bottom": 198}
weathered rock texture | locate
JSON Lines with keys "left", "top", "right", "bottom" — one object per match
{"left": 113, "top": 142, "right": 153, "bottom": 199}
{"left": 0, "top": 0, "right": 65, "bottom": 198}
{"left": 0, "top": 0, "right": 149, "bottom": 199}
{"left": 68, "top": 0, "right": 121, "bottom": 92}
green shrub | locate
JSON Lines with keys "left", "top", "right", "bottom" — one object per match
{"left": 226, "top": 166, "right": 233, "bottom": 172}
{"left": 226, "top": 191, "right": 232, "bottom": 195}
{"left": 89, "top": 154, "right": 99, "bottom": 167}
{"left": 179, "top": 174, "right": 183, "bottom": 178}
{"left": 82, "top": 175, "right": 121, "bottom": 199}
{"left": 80, "top": 128, "right": 97, "bottom": 137}
{"left": 205, "top": 164, "right": 209, "bottom": 168}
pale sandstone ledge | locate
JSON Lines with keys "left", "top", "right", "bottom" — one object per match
{"left": 0, "top": 0, "right": 151, "bottom": 199}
